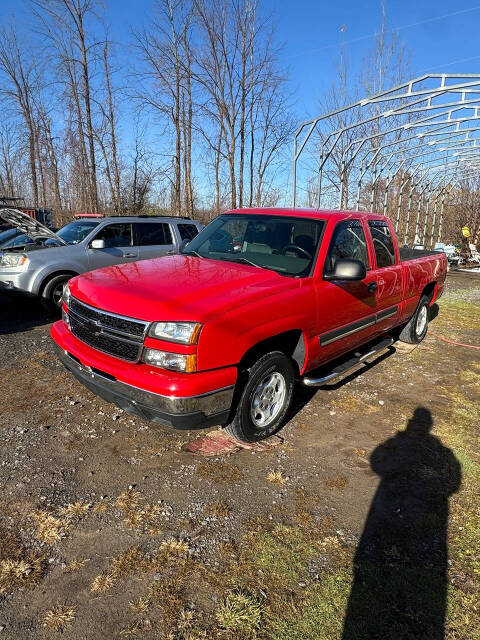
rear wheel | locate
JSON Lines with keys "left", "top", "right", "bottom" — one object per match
{"left": 225, "top": 351, "right": 295, "bottom": 442}
{"left": 398, "top": 295, "right": 430, "bottom": 344}
{"left": 41, "top": 274, "right": 72, "bottom": 313}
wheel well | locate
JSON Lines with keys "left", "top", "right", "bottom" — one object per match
{"left": 40, "top": 271, "right": 78, "bottom": 296}
{"left": 239, "top": 330, "right": 305, "bottom": 375}
{"left": 421, "top": 281, "right": 436, "bottom": 303}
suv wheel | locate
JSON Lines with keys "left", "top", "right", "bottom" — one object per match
{"left": 398, "top": 295, "right": 430, "bottom": 344}
{"left": 225, "top": 351, "right": 295, "bottom": 442}
{"left": 41, "top": 274, "right": 71, "bottom": 312}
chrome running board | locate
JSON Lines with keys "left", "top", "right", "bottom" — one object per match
{"left": 302, "top": 337, "right": 394, "bottom": 387}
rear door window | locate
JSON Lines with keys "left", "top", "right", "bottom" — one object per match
{"left": 368, "top": 221, "right": 396, "bottom": 267}
{"left": 177, "top": 223, "right": 199, "bottom": 241}
{"left": 94, "top": 223, "right": 132, "bottom": 248}
{"left": 134, "top": 222, "right": 173, "bottom": 246}
{"left": 325, "top": 220, "right": 369, "bottom": 273}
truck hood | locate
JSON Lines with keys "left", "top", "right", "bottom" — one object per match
{"left": 0, "top": 208, "right": 66, "bottom": 244}
{"left": 70, "top": 254, "right": 294, "bottom": 322}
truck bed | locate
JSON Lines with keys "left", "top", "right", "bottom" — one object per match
{"left": 399, "top": 247, "right": 439, "bottom": 261}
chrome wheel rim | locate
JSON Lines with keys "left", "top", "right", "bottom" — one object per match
{"left": 250, "top": 371, "right": 286, "bottom": 429}
{"left": 416, "top": 305, "right": 428, "bottom": 335}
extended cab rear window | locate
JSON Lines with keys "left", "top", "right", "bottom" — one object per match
{"left": 183, "top": 214, "right": 325, "bottom": 277}
{"left": 368, "top": 220, "right": 395, "bottom": 267}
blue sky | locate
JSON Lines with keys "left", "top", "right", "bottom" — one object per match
{"left": 2, "top": 0, "right": 480, "bottom": 120}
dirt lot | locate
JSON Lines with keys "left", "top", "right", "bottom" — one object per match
{"left": 0, "top": 275, "right": 479, "bottom": 640}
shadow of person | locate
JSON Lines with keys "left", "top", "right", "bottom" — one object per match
{"left": 342, "top": 407, "right": 461, "bottom": 640}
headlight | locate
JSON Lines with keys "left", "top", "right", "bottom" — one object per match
{"left": 0, "top": 253, "right": 28, "bottom": 268}
{"left": 63, "top": 282, "right": 71, "bottom": 307}
{"left": 148, "top": 321, "right": 201, "bottom": 344}
{"left": 142, "top": 348, "right": 197, "bottom": 373}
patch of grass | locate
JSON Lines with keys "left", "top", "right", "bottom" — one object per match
{"left": 158, "top": 538, "right": 190, "bottom": 558}
{"left": 42, "top": 604, "right": 76, "bottom": 632}
{"left": 65, "top": 558, "right": 89, "bottom": 573}
{"left": 331, "top": 392, "right": 379, "bottom": 415}
{"left": 216, "top": 592, "right": 263, "bottom": 635}
{"left": 196, "top": 459, "right": 243, "bottom": 484}
{"left": 58, "top": 501, "right": 92, "bottom": 519}
{"left": 30, "top": 511, "right": 71, "bottom": 543}
{"left": 114, "top": 490, "right": 166, "bottom": 532}
{"left": 266, "top": 470, "right": 286, "bottom": 485}
{"left": 91, "top": 573, "right": 116, "bottom": 594}
{"left": 268, "top": 569, "right": 351, "bottom": 640}
{"left": 204, "top": 500, "right": 231, "bottom": 517}
{"left": 111, "top": 547, "right": 147, "bottom": 578}
{"left": 323, "top": 474, "right": 348, "bottom": 490}
{"left": 0, "top": 557, "right": 44, "bottom": 594}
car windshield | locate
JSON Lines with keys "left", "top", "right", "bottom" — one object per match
{"left": 45, "top": 220, "right": 100, "bottom": 246}
{"left": 183, "top": 214, "right": 325, "bottom": 277}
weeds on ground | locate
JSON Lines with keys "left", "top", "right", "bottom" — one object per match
{"left": 204, "top": 500, "right": 231, "bottom": 517}
{"left": 196, "top": 459, "right": 243, "bottom": 484}
{"left": 266, "top": 471, "right": 286, "bottom": 485}
{"left": 216, "top": 592, "right": 263, "bottom": 635}
{"left": 42, "top": 604, "right": 76, "bottom": 632}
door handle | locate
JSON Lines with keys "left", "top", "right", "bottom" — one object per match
{"left": 124, "top": 252, "right": 136, "bottom": 258}
{"left": 367, "top": 281, "right": 378, "bottom": 293}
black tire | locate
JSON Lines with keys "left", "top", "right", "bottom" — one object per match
{"left": 41, "top": 274, "right": 71, "bottom": 313}
{"left": 225, "top": 351, "right": 295, "bottom": 443}
{"left": 398, "top": 295, "right": 430, "bottom": 344}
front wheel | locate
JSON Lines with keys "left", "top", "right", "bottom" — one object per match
{"left": 41, "top": 274, "right": 71, "bottom": 313}
{"left": 225, "top": 351, "right": 295, "bottom": 442}
{"left": 398, "top": 295, "right": 430, "bottom": 344}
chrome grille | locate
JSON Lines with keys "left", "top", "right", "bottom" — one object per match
{"left": 68, "top": 297, "right": 147, "bottom": 362}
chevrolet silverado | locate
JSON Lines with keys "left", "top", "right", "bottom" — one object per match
{"left": 51, "top": 208, "right": 447, "bottom": 442}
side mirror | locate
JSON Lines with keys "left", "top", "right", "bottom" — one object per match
{"left": 179, "top": 239, "right": 189, "bottom": 253}
{"left": 324, "top": 258, "right": 366, "bottom": 281}
{"left": 90, "top": 238, "right": 105, "bottom": 250}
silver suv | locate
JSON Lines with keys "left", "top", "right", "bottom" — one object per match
{"left": 0, "top": 211, "right": 202, "bottom": 309}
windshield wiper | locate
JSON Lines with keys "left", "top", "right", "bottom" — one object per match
{"left": 227, "top": 256, "right": 280, "bottom": 273}
{"left": 230, "top": 257, "right": 262, "bottom": 268}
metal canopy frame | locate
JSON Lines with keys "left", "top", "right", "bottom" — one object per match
{"left": 292, "top": 74, "right": 480, "bottom": 247}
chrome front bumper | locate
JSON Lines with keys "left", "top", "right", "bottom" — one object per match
{"left": 55, "top": 345, "right": 234, "bottom": 429}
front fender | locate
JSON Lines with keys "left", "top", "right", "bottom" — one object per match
{"left": 31, "top": 262, "right": 84, "bottom": 295}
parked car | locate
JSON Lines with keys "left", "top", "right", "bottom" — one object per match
{"left": 50, "top": 208, "right": 447, "bottom": 442}
{"left": 0, "top": 209, "right": 202, "bottom": 309}
{"left": 434, "top": 242, "right": 460, "bottom": 267}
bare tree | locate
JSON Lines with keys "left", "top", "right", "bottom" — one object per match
{"left": 0, "top": 26, "right": 42, "bottom": 206}
{"left": 133, "top": 0, "right": 195, "bottom": 215}
{"left": 32, "top": 0, "right": 101, "bottom": 211}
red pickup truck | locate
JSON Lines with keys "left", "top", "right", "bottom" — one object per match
{"left": 51, "top": 208, "right": 447, "bottom": 442}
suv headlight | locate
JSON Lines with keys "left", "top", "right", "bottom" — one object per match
{"left": 63, "top": 282, "right": 71, "bottom": 307}
{"left": 148, "top": 321, "right": 201, "bottom": 344}
{"left": 0, "top": 253, "right": 29, "bottom": 268}
{"left": 142, "top": 348, "right": 196, "bottom": 373}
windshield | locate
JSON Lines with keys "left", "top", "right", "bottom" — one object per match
{"left": 45, "top": 220, "right": 100, "bottom": 246}
{"left": 183, "top": 214, "right": 325, "bottom": 277}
